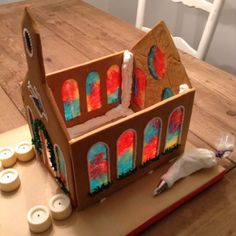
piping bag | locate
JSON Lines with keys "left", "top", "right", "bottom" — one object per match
{"left": 153, "top": 133, "right": 235, "bottom": 196}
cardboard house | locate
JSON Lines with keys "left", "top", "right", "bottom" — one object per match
{"left": 21, "top": 8, "right": 195, "bottom": 210}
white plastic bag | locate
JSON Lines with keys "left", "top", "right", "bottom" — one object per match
{"left": 153, "top": 134, "right": 235, "bottom": 196}
{"left": 162, "top": 148, "right": 218, "bottom": 188}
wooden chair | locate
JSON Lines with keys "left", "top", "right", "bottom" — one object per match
{"left": 135, "top": 0, "right": 225, "bottom": 59}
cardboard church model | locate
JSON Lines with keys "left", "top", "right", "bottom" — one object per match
{"left": 21, "top": 8, "right": 195, "bottom": 210}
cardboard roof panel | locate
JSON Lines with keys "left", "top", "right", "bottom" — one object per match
{"left": 131, "top": 21, "right": 192, "bottom": 109}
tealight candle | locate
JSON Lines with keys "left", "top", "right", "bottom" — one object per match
{"left": 27, "top": 205, "right": 52, "bottom": 233}
{"left": 49, "top": 194, "right": 72, "bottom": 220}
{"left": 15, "top": 141, "right": 35, "bottom": 162}
{"left": 0, "top": 161, "right": 3, "bottom": 172}
{"left": 0, "top": 168, "right": 20, "bottom": 192}
{"left": 0, "top": 147, "right": 16, "bottom": 167}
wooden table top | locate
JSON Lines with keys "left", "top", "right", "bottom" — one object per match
{"left": 0, "top": 0, "right": 236, "bottom": 235}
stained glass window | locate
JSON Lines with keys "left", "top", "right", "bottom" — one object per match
{"left": 148, "top": 45, "right": 166, "bottom": 80}
{"left": 54, "top": 145, "right": 68, "bottom": 189}
{"left": 117, "top": 130, "right": 136, "bottom": 177}
{"left": 86, "top": 72, "right": 102, "bottom": 112}
{"left": 87, "top": 143, "right": 109, "bottom": 193}
{"left": 107, "top": 65, "right": 121, "bottom": 104}
{"left": 26, "top": 106, "right": 34, "bottom": 136}
{"left": 132, "top": 68, "right": 147, "bottom": 108}
{"left": 161, "top": 88, "right": 174, "bottom": 100}
{"left": 165, "top": 106, "right": 184, "bottom": 152}
{"left": 61, "top": 79, "right": 80, "bottom": 121}
{"left": 142, "top": 118, "right": 161, "bottom": 163}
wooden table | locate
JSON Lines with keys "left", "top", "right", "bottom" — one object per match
{"left": 0, "top": 0, "right": 236, "bottom": 235}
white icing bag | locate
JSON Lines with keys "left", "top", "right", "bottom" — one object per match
{"left": 161, "top": 148, "right": 218, "bottom": 188}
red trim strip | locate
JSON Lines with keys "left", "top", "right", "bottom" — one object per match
{"left": 127, "top": 170, "right": 225, "bottom": 236}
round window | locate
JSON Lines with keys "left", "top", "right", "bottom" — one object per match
{"left": 23, "top": 28, "right": 33, "bottom": 57}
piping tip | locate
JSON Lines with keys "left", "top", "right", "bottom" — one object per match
{"left": 153, "top": 180, "right": 168, "bottom": 197}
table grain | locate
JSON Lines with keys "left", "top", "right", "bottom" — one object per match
{"left": 0, "top": 0, "right": 236, "bottom": 235}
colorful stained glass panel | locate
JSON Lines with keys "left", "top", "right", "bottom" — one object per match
{"left": 61, "top": 79, "right": 80, "bottom": 121}
{"left": 132, "top": 68, "right": 147, "bottom": 108}
{"left": 54, "top": 145, "right": 68, "bottom": 189}
{"left": 165, "top": 107, "right": 184, "bottom": 151}
{"left": 107, "top": 65, "right": 121, "bottom": 104}
{"left": 161, "top": 88, "right": 174, "bottom": 100}
{"left": 87, "top": 143, "right": 109, "bottom": 193}
{"left": 142, "top": 118, "right": 161, "bottom": 163}
{"left": 86, "top": 72, "right": 102, "bottom": 112}
{"left": 117, "top": 130, "right": 135, "bottom": 177}
{"left": 148, "top": 45, "right": 166, "bottom": 80}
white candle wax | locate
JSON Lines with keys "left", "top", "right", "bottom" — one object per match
{"left": 27, "top": 205, "right": 52, "bottom": 233}
{"left": 0, "top": 147, "right": 16, "bottom": 167}
{"left": 15, "top": 141, "right": 35, "bottom": 162}
{"left": 49, "top": 194, "right": 72, "bottom": 220}
{"left": 0, "top": 168, "right": 20, "bottom": 192}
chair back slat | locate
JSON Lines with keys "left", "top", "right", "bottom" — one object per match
{"left": 171, "top": 0, "right": 212, "bottom": 12}
{"left": 135, "top": 0, "right": 225, "bottom": 60}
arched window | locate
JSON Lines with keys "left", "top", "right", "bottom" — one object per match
{"left": 106, "top": 65, "right": 121, "bottom": 104}
{"left": 148, "top": 45, "right": 166, "bottom": 80}
{"left": 37, "top": 129, "right": 55, "bottom": 177}
{"left": 54, "top": 144, "right": 68, "bottom": 189}
{"left": 117, "top": 130, "right": 136, "bottom": 177}
{"left": 87, "top": 143, "right": 109, "bottom": 193}
{"left": 165, "top": 106, "right": 184, "bottom": 152}
{"left": 61, "top": 79, "right": 80, "bottom": 121}
{"left": 132, "top": 68, "right": 147, "bottom": 108}
{"left": 26, "top": 106, "right": 34, "bottom": 136}
{"left": 161, "top": 88, "right": 174, "bottom": 100}
{"left": 142, "top": 118, "right": 161, "bottom": 164}
{"left": 86, "top": 72, "right": 102, "bottom": 112}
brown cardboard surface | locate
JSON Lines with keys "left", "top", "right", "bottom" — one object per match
{"left": 0, "top": 0, "right": 235, "bottom": 235}
{"left": 71, "top": 89, "right": 195, "bottom": 210}
{"left": 0, "top": 125, "right": 224, "bottom": 236}
{"left": 21, "top": 8, "right": 77, "bottom": 205}
{"left": 46, "top": 51, "right": 124, "bottom": 127}
{"left": 20, "top": 8, "right": 196, "bottom": 210}
{"left": 131, "top": 21, "right": 191, "bottom": 109}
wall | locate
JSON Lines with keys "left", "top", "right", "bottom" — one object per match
{"left": 85, "top": 0, "right": 236, "bottom": 75}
